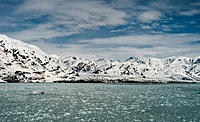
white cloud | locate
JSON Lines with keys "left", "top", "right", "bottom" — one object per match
{"left": 9, "top": 0, "right": 127, "bottom": 41}
{"left": 161, "top": 25, "right": 171, "bottom": 31}
{"left": 8, "top": 24, "right": 76, "bottom": 40}
{"left": 80, "top": 33, "right": 200, "bottom": 46}
{"left": 110, "top": 29, "right": 125, "bottom": 33}
{"left": 148, "top": 1, "right": 177, "bottom": 10}
{"left": 138, "top": 10, "right": 162, "bottom": 23}
{"left": 180, "top": 10, "right": 200, "bottom": 16}
{"left": 28, "top": 33, "right": 200, "bottom": 59}
{"left": 191, "top": 2, "right": 200, "bottom": 6}
{"left": 141, "top": 25, "right": 152, "bottom": 29}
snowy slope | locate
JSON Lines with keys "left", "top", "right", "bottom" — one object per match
{"left": 0, "top": 34, "right": 77, "bottom": 82}
{"left": 0, "top": 34, "right": 200, "bottom": 83}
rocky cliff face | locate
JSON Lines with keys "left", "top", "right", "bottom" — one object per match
{"left": 0, "top": 34, "right": 200, "bottom": 83}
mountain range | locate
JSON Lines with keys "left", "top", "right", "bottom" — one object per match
{"left": 0, "top": 34, "right": 200, "bottom": 83}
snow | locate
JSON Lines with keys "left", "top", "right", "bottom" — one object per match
{"left": 0, "top": 79, "right": 6, "bottom": 83}
{"left": 1, "top": 34, "right": 200, "bottom": 83}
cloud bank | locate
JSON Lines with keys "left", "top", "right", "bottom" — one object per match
{"left": 30, "top": 33, "right": 200, "bottom": 59}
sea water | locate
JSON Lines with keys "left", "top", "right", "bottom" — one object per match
{"left": 0, "top": 83, "right": 200, "bottom": 122}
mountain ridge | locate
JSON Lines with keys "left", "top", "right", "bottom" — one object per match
{"left": 0, "top": 34, "right": 200, "bottom": 83}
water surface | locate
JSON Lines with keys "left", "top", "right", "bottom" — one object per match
{"left": 0, "top": 83, "right": 200, "bottom": 121}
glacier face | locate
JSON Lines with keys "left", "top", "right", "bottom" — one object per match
{"left": 0, "top": 34, "right": 200, "bottom": 83}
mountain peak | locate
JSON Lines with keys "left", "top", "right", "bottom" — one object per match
{"left": 0, "top": 35, "right": 200, "bottom": 83}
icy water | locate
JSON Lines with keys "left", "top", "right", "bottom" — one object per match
{"left": 0, "top": 83, "right": 200, "bottom": 122}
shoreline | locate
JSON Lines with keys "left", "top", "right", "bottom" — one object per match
{"left": 1, "top": 80, "right": 199, "bottom": 84}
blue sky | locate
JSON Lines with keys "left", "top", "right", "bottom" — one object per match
{"left": 0, "top": 0, "right": 200, "bottom": 59}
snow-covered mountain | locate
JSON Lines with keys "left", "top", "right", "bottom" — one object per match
{"left": 0, "top": 34, "right": 200, "bottom": 83}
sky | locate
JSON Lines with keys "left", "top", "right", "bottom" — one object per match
{"left": 0, "top": 0, "right": 200, "bottom": 59}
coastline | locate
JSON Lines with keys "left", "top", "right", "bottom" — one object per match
{"left": 1, "top": 79, "right": 199, "bottom": 84}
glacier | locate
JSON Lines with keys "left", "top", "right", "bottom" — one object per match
{"left": 0, "top": 34, "right": 200, "bottom": 83}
